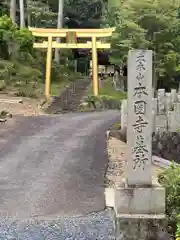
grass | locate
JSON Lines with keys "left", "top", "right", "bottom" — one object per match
{"left": 112, "top": 122, "right": 121, "bottom": 130}
{"left": 87, "top": 78, "right": 127, "bottom": 100}
{"left": 50, "top": 80, "right": 71, "bottom": 96}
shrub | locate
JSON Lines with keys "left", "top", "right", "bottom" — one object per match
{"left": 84, "top": 95, "right": 100, "bottom": 109}
{"left": 176, "top": 215, "right": 180, "bottom": 240}
{"left": 159, "top": 164, "right": 180, "bottom": 220}
{"left": 14, "top": 84, "right": 41, "bottom": 98}
{"left": 15, "top": 28, "right": 34, "bottom": 53}
{"left": 0, "top": 59, "right": 16, "bottom": 83}
{"left": 13, "top": 64, "right": 42, "bottom": 83}
{"left": 0, "top": 80, "right": 6, "bottom": 91}
{"left": 158, "top": 164, "right": 180, "bottom": 238}
{"left": 0, "top": 15, "right": 79, "bottom": 98}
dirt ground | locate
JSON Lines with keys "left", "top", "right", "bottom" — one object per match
{"left": 0, "top": 94, "right": 46, "bottom": 139}
{"left": 0, "top": 94, "right": 45, "bottom": 117}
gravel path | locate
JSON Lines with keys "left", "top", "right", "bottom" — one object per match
{"left": 0, "top": 210, "right": 115, "bottom": 240}
{"left": 0, "top": 110, "right": 120, "bottom": 239}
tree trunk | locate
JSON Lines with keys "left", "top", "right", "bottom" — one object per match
{"left": 74, "top": 59, "right": 78, "bottom": 73}
{"left": 54, "top": 0, "right": 64, "bottom": 63}
{"left": 19, "top": 0, "right": 25, "bottom": 28}
{"left": 10, "top": 0, "right": 16, "bottom": 24}
{"left": 27, "top": 0, "right": 31, "bottom": 26}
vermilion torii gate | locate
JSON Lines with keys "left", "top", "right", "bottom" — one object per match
{"left": 29, "top": 27, "right": 115, "bottom": 99}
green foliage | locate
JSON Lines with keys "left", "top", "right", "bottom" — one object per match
{"left": 83, "top": 95, "right": 99, "bottom": 109}
{"left": 14, "top": 83, "right": 42, "bottom": 98}
{"left": 0, "top": 15, "right": 34, "bottom": 60}
{"left": 0, "top": 15, "right": 43, "bottom": 97}
{"left": 176, "top": 214, "right": 180, "bottom": 240}
{"left": 0, "top": 14, "right": 16, "bottom": 31}
{"left": 82, "top": 78, "right": 126, "bottom": 111}
{"left": 15, "top": 28, "right": 34, "bottom": 52}
{"left": 159, "top": 164, "right": 180, "bottom": 220}
{"left": 64, "top": 0, "right": 104, "bottom": 27}
{"left": 158, "top": 164, "right": 180, "bottom": 238}
{"left": 104, "top": 0, "right": 180, "bottom": 87}
{"left": 0, "top": 14, "right": 78, "bottom": 98}
{"left": 0, "top": 0, "right": 105, "bottom": 98}
{"left": 27, "top": 0, "right": 57, "bottom": 28}
{"left": 0, "top": 0, "right": 106, "bottom": 98}
{"left": 0, "top": 59, "right": 15, "bottom": 82}
{"left": 112, "top": 122, "right": 121, "bottom": 130}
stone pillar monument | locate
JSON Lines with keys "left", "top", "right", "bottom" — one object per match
{"left": 115, "top": 50, "right": 165, "bottom": 219}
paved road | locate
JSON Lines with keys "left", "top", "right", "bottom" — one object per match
{"left": 0, "top": 111, "right": 120, "bottom": 221}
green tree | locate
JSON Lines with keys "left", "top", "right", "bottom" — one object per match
{"left": 0, "top": 0, "right": 107, "bottom": 97}
{"left": 104, "top": 0, "right": 180, "bottom": 88}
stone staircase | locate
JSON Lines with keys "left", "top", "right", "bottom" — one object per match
{"left": 46, "top": 77, "right": 90, "bottom": 114}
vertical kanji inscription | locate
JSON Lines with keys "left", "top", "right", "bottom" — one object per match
{"left": 127, "top": 50, "right": 152, "bottom": 185}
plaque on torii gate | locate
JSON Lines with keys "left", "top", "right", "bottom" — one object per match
{"left": 29, "top": 27, "right": 115, "bottom": 99}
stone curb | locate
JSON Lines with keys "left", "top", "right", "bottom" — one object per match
{"left": 0, "top": 98, "right": 23, "bottom": 104}
{"left": 152, "top": 155, "right": 179, "bottom": 169}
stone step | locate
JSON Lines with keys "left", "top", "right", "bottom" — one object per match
{"left": 46, "top": 78, "right": 90, "bottom": 114}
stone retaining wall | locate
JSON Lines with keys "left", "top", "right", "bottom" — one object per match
{"left": 99, "top": 98, "right": 121, "bottom": 109}
{"left": 58, "top": 79, "right": 87, "bottom": 109}
{"left": 81, "top": 96, "right": 122, "bottom": 111}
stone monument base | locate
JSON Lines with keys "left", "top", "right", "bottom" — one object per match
{"left": 116, "top": 218, "right": 170, "bottom": 240}
{"left": 113, "top": 183, "right": 168, "bottom": 239}
{"left": 115, "top": 184, "right": 165, "bottom": 218}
